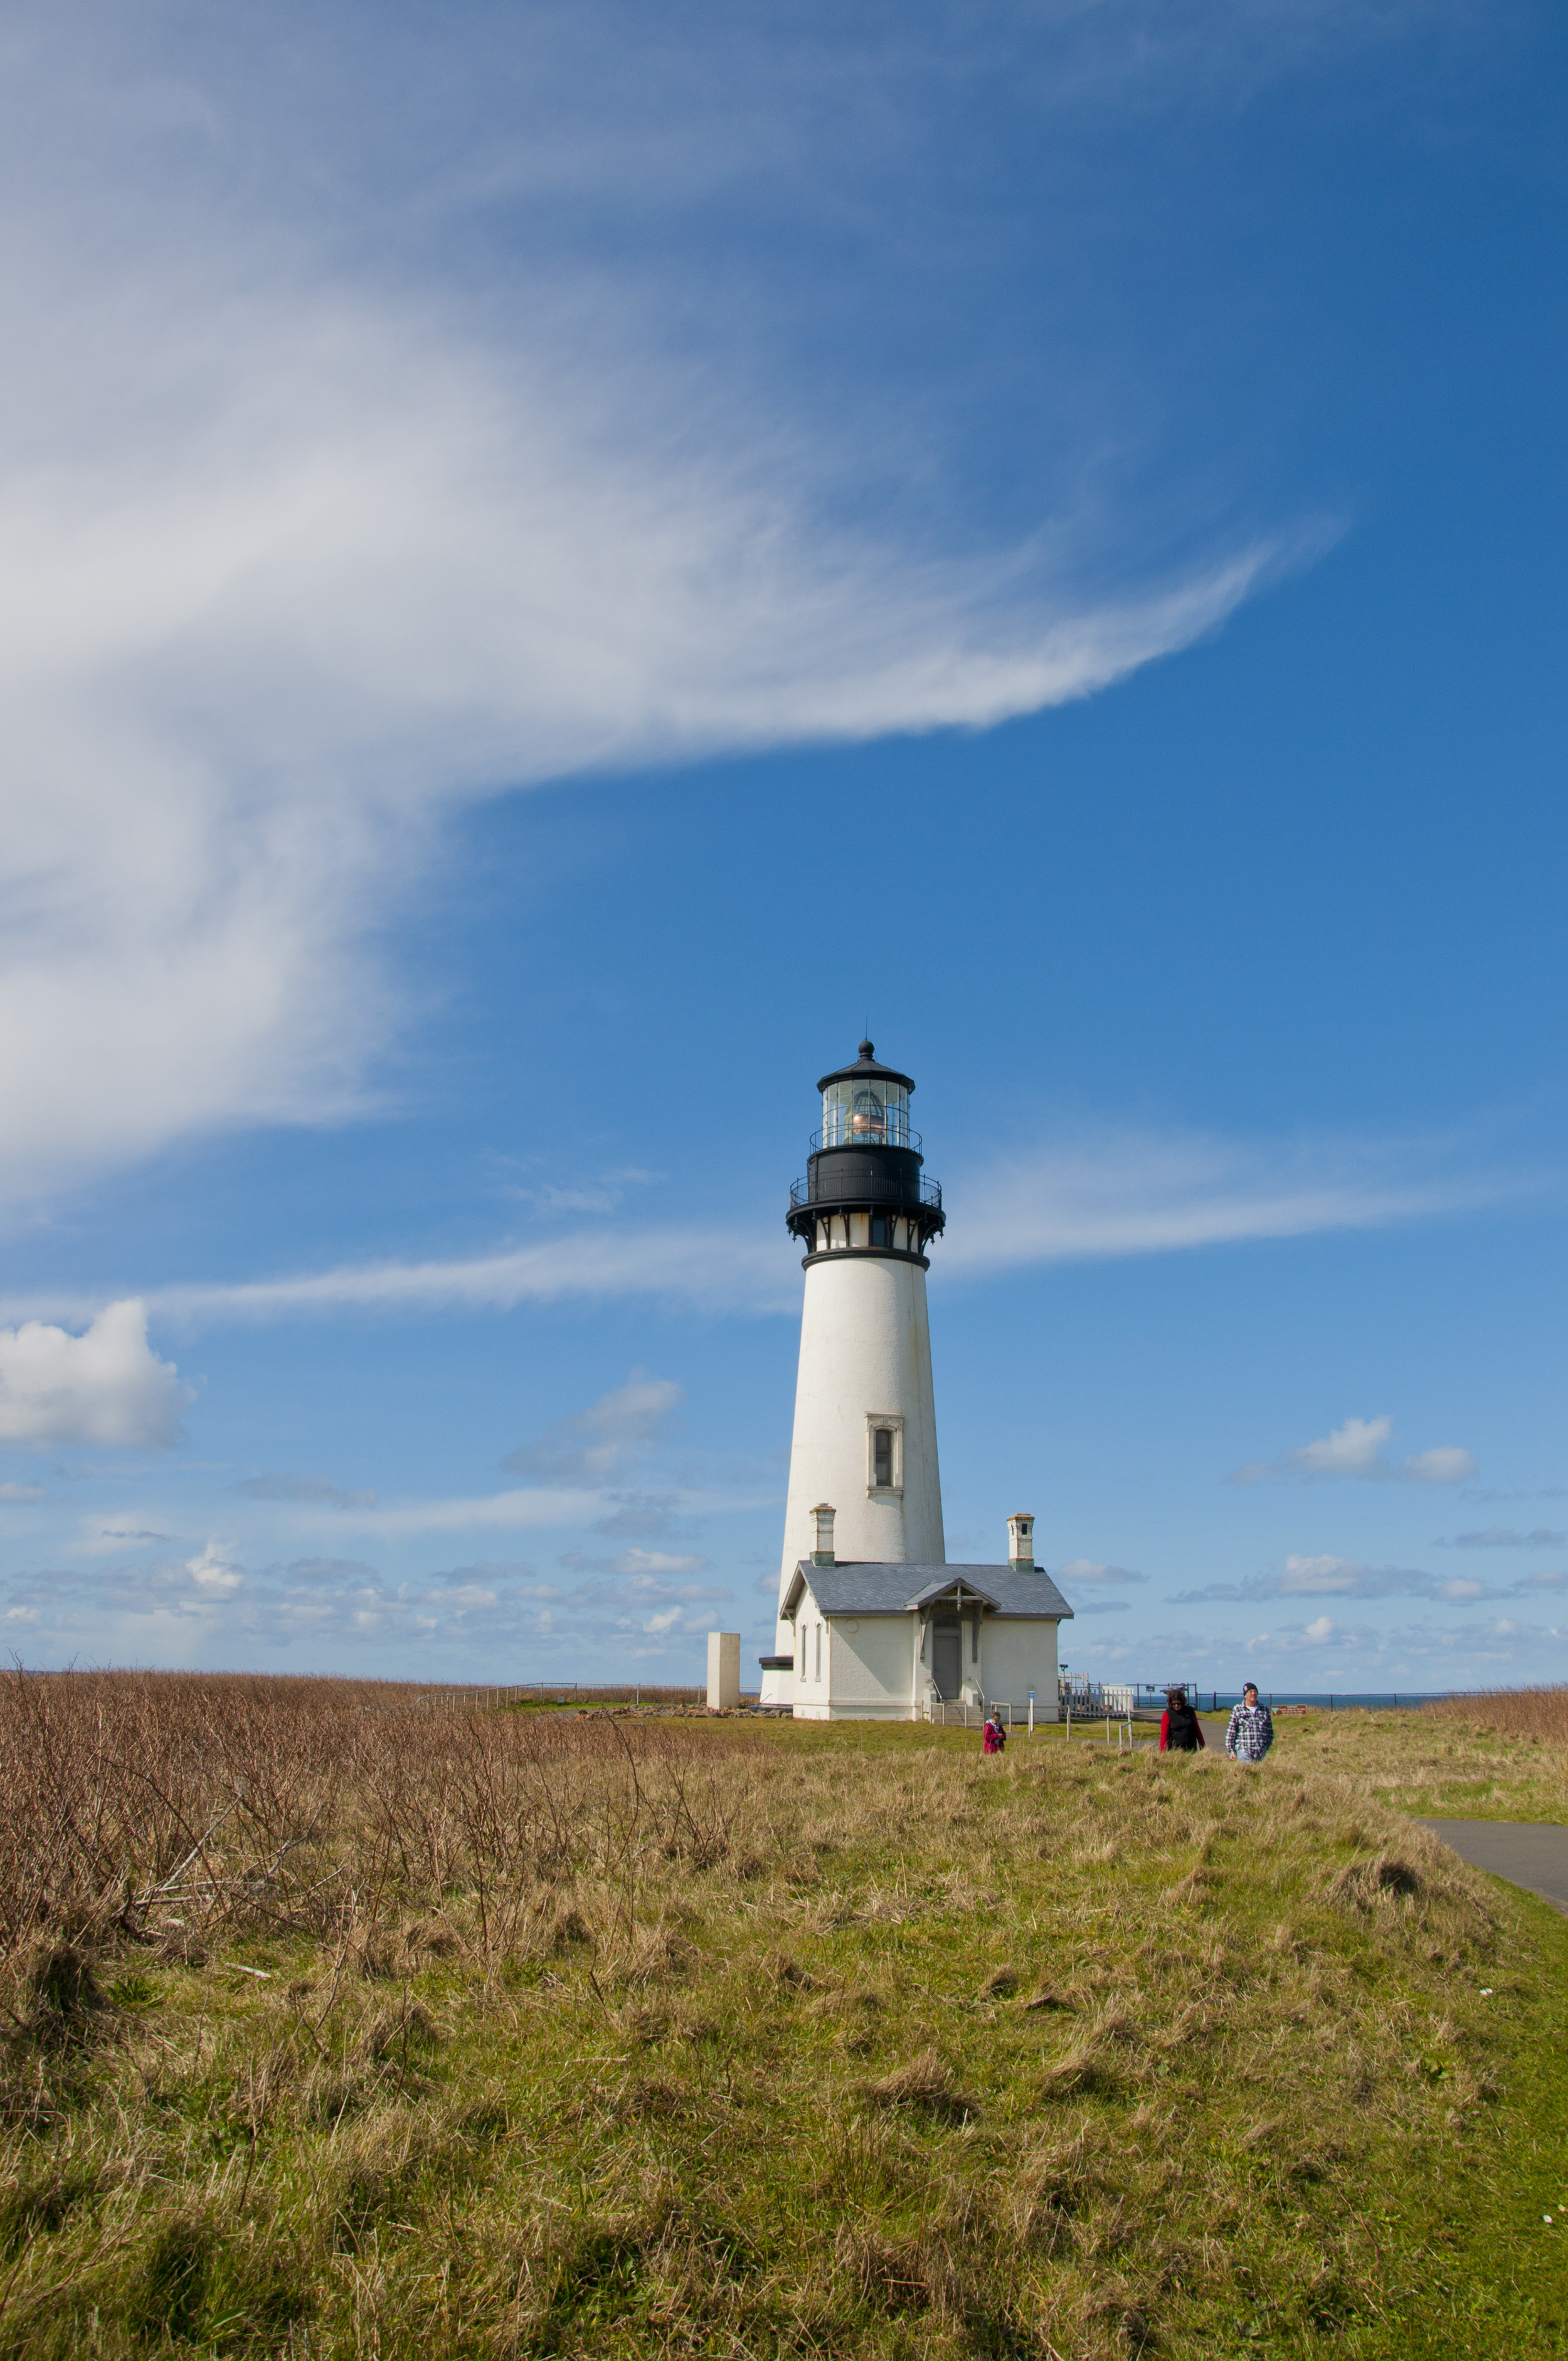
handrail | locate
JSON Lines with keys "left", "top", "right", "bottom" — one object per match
{"left": 810, "top": 1122, "right": 921, "bottom": 1152}
{"left": 790, "top": 1172, "right": 942, "bottom": 1211}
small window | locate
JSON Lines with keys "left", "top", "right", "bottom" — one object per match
{"left": 874, "top": 1428, "right": 893, "bottom": 1488}
{"left": 870, "top": 1213, "right": 887, "bottom": 1247}
{"left": 815, "top": 1623, "right": 823, "bottom": 1680}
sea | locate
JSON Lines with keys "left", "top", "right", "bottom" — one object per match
{"left": 1184, "top": 1690, "right": 1456, "bottom": 1714}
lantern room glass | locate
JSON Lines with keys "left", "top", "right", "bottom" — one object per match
{"left": 821, "top": 1078, "right": 910, "bottom": 1148}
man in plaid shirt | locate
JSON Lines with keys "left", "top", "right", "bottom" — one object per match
{"left": 1225, "top": 1682, "right": 1274, "bottom": 1761}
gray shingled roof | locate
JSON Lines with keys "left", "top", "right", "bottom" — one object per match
{"left": 781, "top": 1561, "right": 1073, "bottom": 1621}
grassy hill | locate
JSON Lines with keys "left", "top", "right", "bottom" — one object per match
{"left": 2, "top": 1675, "right": 1566, "bottom": 2357}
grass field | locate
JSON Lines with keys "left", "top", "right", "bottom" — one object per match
{"left": 2, "top": 1674, "right": 1567, "bottom": 2358}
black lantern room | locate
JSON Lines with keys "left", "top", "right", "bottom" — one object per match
{"left": 786, "top": 1041, "right": 945, "bottom": 1266}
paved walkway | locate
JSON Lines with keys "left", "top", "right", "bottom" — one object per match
{"left": 1416, "top": 1819, "right": 1568, "bottom": 1918}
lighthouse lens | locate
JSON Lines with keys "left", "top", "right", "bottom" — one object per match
{"left": 821, "top": 1080, "right": 909, "bottom": 1147}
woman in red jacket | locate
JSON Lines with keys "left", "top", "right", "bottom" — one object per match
{"left": 1160, "top": 1687, "right": 1205, "bottom": 1753}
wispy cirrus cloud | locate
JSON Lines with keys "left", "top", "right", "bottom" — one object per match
{"left": 238, "top": 1472, "right": 378, "bottom": 1509}
{"left": 308, "top": 1487, "right": 611, "bottom": 1541}
{"left": 0, "top": 0, "right": 1337, "bottom": 1219}
{"left": 502, "top": 1372, "right": 683, "bottom": 1484}
{"left": 146, "top": 1233, "right": 792, "bottom": 1324}
{"left": 0, "top": 1116, "right": 1523, "bottom": 1340}
{"left": 941, "top": 1126, "right": 1511, "bottom": 1278}
{"left": 559, "top": 1548, "right": 711, "bottom": 1579}
{"left": 1438, "top": 1527, "right": 1567, "bottom": 1549}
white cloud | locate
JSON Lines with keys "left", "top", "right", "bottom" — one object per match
{"left": 1231, "top": 1414, "right": 1478, "bottom": 1488}
{"left": 239, "top": 1472, "right": 378, "bottom": 1508}
{"left": 1055, "top": 1557, "right": 1147, "bottom": 1586}
{"left": 1286, "top": 1416, "right": 1392, "bottom": 1476}
{"left": 941, "top": 1127, "right": 1505, "bottom": 1278}
{"left": 561, "top": 1548, "right": 711, "bottom": 1578}
{"left": 0, "top": 1482, "right": 43, "bottom": 1504}
{"left": 1401, "top": 1446, "right": 1478, "bottom": 1484}
{"left": 303, "top": 1476, "right": 763, "bottom": 1542}
{"left": 143, "top": 1231, "right": 792, "bottom": 1323}
{"left": 0, "top": 1113, "right": 1518, "bottom": 1341}
{"left": 326, "top": 1487, "right": 609, "bottom": 1539}
{"left": 1176, "top": 1555, "right": 1493, "bottom": 1605}
{"left": 0, "top": 2, "right": 1305, "bottom": 1218}
{"left": 1302, "top": 1615, "right": 1335, "bottom": 1645}
{"left": 0, "top": 1300, "right": 191, "bottom": 1448}
{"left": 503, "top": 1371, "right": 683, "bottom": 1483}
{"left": 1439, "top": 1527, "right": 1567, "bottom": 1549}
{"left": 186, "top": 1540, "right": 243, "bottom": 1594}
{"left": 0, "top": 1539, "right": 718, "bottom": 1665}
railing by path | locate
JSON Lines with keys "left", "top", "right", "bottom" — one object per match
{"left": 923, "top": 1699, "right": 1014, "bottom": 1731}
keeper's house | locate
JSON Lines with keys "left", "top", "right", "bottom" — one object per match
{"left": 782, "top": 1505, "right": 1073, "bottom": 1723}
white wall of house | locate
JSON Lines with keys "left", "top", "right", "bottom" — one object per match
{"left": 789, "top": 1582, "right": 1062, "bottom": 1721}
{"left": 978, "top": 1619, "right": 1061, "bottom": 1721}
{"left": 790, "top": 1603, "right": 822, "bottom": 1717}
{"left": 821, "top": 1615, "right": 911, "bottom": 1719}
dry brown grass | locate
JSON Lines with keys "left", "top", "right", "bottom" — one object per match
{"left": 1425, "top": 1684, "right": 1568, "bottom": 1744}
{"left": 0, "top": 1679, "right": 1565, "bottom": 2358}
{"left": 0, "top": 1669, "right": 751, "bottom": 1985}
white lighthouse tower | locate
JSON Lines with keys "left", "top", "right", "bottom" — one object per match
{"left": 758, "top": 1043, "right": 948, "bottom": 1707}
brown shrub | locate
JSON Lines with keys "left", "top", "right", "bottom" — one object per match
{"left": 0, "top": 1668, "right": 756, "bottom": 2007}
{"left": 1424, "top": 1685, "right": 1568, "bottom": 1744}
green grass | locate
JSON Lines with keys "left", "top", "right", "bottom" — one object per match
{"left": 3, "top": 1708, "right": 1567, "bottom": 2357}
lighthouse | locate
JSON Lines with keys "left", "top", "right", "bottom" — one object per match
{"left": 758, "top": 1041, "right": 1073, "bottom": 1719}
{"left": 758, "top": 1043, "right": 945, "bottom": 1707}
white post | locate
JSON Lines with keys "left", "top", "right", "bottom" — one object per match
{"left": 706, "top": 1632, "right": 741, "bottom": 1711}
{"left": 1027, "top": 1687, "right": 1036, "bottom": 1735}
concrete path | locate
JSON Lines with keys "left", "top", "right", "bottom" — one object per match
{"left": 1416, "top": 1819, "right": 1568, "bottom": 1918}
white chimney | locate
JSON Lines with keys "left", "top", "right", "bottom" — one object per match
{"left": 1008, "top": 1512, "right": 1035, "bottom": 1570}
{"left": 812, "top": 1503, "right": 837, "bottom": 1566}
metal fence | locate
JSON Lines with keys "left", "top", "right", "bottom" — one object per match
{"left": 923, "top": 1698, "right": 1013, "bottom": 1730}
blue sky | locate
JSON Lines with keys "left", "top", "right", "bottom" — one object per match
{"left": 0, "top": 0, "right": 1564, "bottom": 1690}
